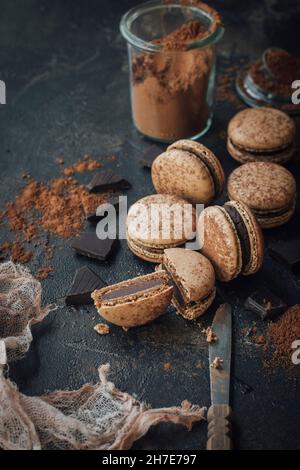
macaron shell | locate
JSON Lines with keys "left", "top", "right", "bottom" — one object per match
{"left": 255, "top": 202, "right": 296, "bottom": 229}
{"left": 163, "top": 248, "right": 215, "bottom": 303}
{"left": 172, "top": 286, "right": 216, "bottom": 320}
{"left": 152, "top": 149, "right": 215, "bottom": 205}
{"left": 168, "top": 140, "right": 225, "bottom": 197}
{"left": 228, "top": 107, "right": 295, "bottom": 151}
{"left": 225, "top": 201, "right": 264, "bottom": 275}
{"left": 198, "top": 206, "right": 242, "bottom": 282}
{"left": 127, "top": 233, "right": 185, "bottom": 263}
{"left": 92, "top": 271, "right": 173, "bottom": 328}
{"left": 95, "top": 286, "right": 173, "bottom": 327}
{"left": 227, "top": 162, "right": 296, "bottom": 212}
{"left": 227, "top": 137, "right": 295, "bottom": 164}
{"left": 127, "top": 194, "right": 196, "bottom": 256}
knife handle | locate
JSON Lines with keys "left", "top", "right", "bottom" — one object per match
{"left": 207, "top": 404, "right": 233, "bottom": 450}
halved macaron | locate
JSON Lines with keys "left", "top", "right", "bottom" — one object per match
{"left": 227, "top": 108, "right": 295, "bottom": 164}
{"left": 91, "top": 271, "right": 173, "bottom": 328}
{"left": 127, "top": 194, "right": 196, "bottom": 263}
{"left": 198, "top": 201, "right": 264, "bottom": 282}
{"left": 227, "top": 162, "right": 296, "bottom": 229}
{"left": 151, "top": 140, "right": 225, "bottom": 205}
{"left": 160, "top": 248, "right": 216, "bottom": 320}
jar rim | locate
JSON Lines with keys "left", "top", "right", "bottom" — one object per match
{"left": 120, "top": 1, "right": 224, "bottom": 53}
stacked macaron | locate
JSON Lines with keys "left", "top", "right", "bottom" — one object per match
{"left": 126, "top": 194, "right": 196, "bottom": 263}
{"left": 227, "top": 107, "right": 296, "bottom": 164}
{"left": 227, "top": 162, "right": 296, "bottom": 229}
{"left": 160, "top": 248, "right": 216, "bottom": 320}
{"left": 198, "top": 201, "right": 264, "bottom": 282}
{"left": 152, "top": 140, "right": 225, "bottom": 204}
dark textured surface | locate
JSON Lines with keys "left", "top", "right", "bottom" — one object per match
{"left": 0, "top": 0, "right": 300, "bottom": 450}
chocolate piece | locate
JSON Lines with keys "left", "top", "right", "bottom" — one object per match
{"left": 87, "top": 170, "right": 131, "bottom": 193}
{"left": 244, "top": 287, "right": 287, "bottom": 320}
{"left": 66, "top": 266, "right": 107, "bottom": 305}
{"left": 140, "top": 145, "right": 165, "bottom": 168}
{"left": 224, "top": 204, "right": 251, "bottom": 269}
{"left": 269, "top": 240, "right": 300, "bottom": 276}
{"left": 86, "top": 194, "right": 120, "bottom": 224}
{"left": 102, "top": 278, "right": 163, "bottom": 301}
{"left": 71, "top": 232, "right": 118, "bottom": 261}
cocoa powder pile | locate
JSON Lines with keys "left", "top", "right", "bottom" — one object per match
{"left": 265, "top": 49, "right": 300, "bottom": 87}
{"left": 246, "top": 48, "right": 300, "bottom": 112}
{"left": 0, "top": 156, "right": 111, "bottom": 279}
{"left": 62, "top": 154, "right": 102, "bottom": 176}
{"left": 264, "top": 305, "right": 300, "bottom": 370}
{"left": 131, "top": 2, "right": 221, "bottom": 141}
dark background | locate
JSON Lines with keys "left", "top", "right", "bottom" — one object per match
{"left": 0, "top": 0, "right": 300, "bottom": 450}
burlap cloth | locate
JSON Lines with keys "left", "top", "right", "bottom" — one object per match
{"left": 0, "top": 262, "right": 205, "bottom": 450}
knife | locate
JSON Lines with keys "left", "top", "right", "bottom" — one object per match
{"left": 207, "top": 303, "right": 233, "bottom": 450}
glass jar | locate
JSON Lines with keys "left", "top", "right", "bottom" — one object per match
{"left": 120, "top": 1, "right": 224, "bottom": 143}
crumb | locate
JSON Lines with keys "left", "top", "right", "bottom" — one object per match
{"left": 210, "top": 357, "right": 223, "bottom": 369}
{"left": 205, "top": 326, "right": 218, "bottom": 343}
{"left": 196, "top": 360, "right": 205, "bottom": 369}
{"left": 254, "top": 335, "right": 266, "bottom": 345}
{"left": 122, "top": 327, "right": 129, "bottom": 332}
{"left": 55, "top": 158, "right": 65, "bottom": 165}
{"left": 36, "top": 266, "right": 53, "bottom": 281}
{"left": 164, "top": 362, "right": 173, "bottom": 370}
{"left": 22, "top": 172, "right": 30, "bottom": 180}
{"left": 94, "top": 323, "right": 110, "bottom": 335}
{"left": 63, "top": 167, "right": 74, "bottom": 176}
{"left": 63, "top": 156, "right": 102, "bottom": 176}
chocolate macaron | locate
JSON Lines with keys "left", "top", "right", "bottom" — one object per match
{"left": 198, "top": 201, "right": 264, "bottom": 282}
{"left": 152, "top": 140, "right": 225, "bottom": 205}
{"left": 227, "top": 107, "right": 295, "bottom": 164}
{"left": 227, "top": 162, "right": 296, "bottom": 229}
{"left": 160, "top": 248, "right": 216, "bottom": 320}
{"left": 127, "top": 194, "right": 196, "bottom": 263}
{"left": 92, "top": 271, "right": 173, "bottom": 328}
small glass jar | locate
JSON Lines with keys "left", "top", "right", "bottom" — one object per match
{"left": 120, "top": 1, "right": 224, "bottom": 143}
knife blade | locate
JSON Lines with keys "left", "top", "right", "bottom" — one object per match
{"left": 0, "top": 340, "right": 7, "bottom": 369}
{"left": 207, "top": 303, "right": 233, "bottom": 450}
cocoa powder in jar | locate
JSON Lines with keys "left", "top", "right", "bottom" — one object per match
{"left": 131, "top": 20, "right": 216, "bottom": 141}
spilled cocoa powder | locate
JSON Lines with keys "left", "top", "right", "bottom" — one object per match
{"left": 36, "top": 266, "right": 53, "bottom": 281}
{"left": 264, "top": 305, "right": 300, "bottom": 370}
{"left": 131, "top": 2, "right": 222, "bottom": 141}
{"left": 62, "top": 154, "right": 103, "bottom": 176}
{"left": 0, "top": 157, "right": 112, "bottom": 279}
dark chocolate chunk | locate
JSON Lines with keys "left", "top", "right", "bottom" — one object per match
{"left": 71, "top": 232, "right": 118, "bottom": 261}
{"left": 86, "top": 194, "right": 120, "bottom": 224}
{"left": 244, "top": 287, "right": 287, "bottom": 320}
{"left": 140, "top": 145, "right": 165, "bottom": 168}
{"left": 66, "top": 266, "right": 107, "bottom": 305}
{"left": 102, "top": 278, "right": 163, "bottom": 301}
{"left": 87, "top": 170, "right": 131, "bottom": 193}
{"left": 269, "top": 240, "right": 300, "bottom": 276}
{"left": 224, "top": 204, "right": 251, "bottom": 270}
